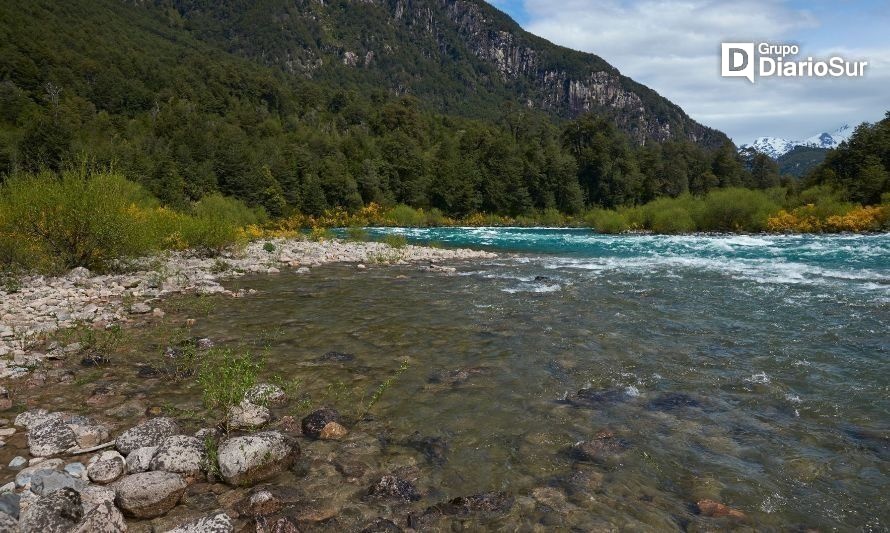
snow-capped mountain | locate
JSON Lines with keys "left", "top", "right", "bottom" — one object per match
{"left": 740, "top": 124, "right": 854, "bottom": 159}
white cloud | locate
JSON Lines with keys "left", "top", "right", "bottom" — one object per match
{"left": 519, "top": 0, "right": 887, "bottom": 142}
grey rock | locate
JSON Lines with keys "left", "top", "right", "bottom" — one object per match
{"left": 28, "top": 417, "right": 78, "bottom": 456}
{"left": 14, "top": 408, "right": 52, "bottom": 429}
{"left": 0, "top": 492, "right": 19, "bottom": 519}
{"left": 79, "top": 484, "right": 116, "bottom": 515}
{"left": 125, "top": 446, "right": 158, "bottom": 474}
{"left": 149, "top": 435, "right": 204, "bottom": 478}
{"left": 20, "top": 487, "right": 83, "bottom": 533}
{"left": 9, "top": 456, "right": 27, "bottom": 469}
{"left": 69, "top": 267, "right": 91, "bottom": 279}
{"left": 130, "top": 302, "right": 152, "bottom": 314}
{"left": 226, "top": 399, "right": 270, "bottom": 430}
{"left": 115, "top": 417, "right": 181, "bottom": 455}
{"left": 87, "top": 450, "right": 126, "bottom": 484}
{"left": 73, "top": 500, "right": 127, "bottom": 533}
{"left": 30, "top": 470, "right": 88, "bottom": 496}
{"left": 15, "top": 459, "right": 64, "bottom": 489}
{"left": 64, "top": 462, "right": 86, "bottom": 479}
{"left": 165, "top": 512, "right": 234, "bottom": 532}
{"left": 71, "top": 423, "right": 111, "bottom": 449}
{"left": 112, "top": 471, "right": 186, "bottom": 519}
{"left": 217, "top": 431, "right": 299, "bottom": 486}
{"left": 0, "top": 511, "right": 17, "bottom": 531}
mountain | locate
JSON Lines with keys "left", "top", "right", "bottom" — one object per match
{"left": 741, "top": 124, "right": 854, "bottom": 159}
{"left": 138, "top": 0, "right": 726, "bottom": 147}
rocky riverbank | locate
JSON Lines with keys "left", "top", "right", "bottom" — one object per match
{"left": 0, "top": 239, "right": 496, "bottom": 379}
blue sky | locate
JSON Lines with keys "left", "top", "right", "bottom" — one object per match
{"left": 487, "top": 0, "right": 889, "bottom": 142}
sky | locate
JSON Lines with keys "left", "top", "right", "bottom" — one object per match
{"left": 486, "top": 0, "right": 889, "bottom": 144}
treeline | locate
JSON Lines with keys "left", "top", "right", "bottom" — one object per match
{"left": 0, "top": 0, "right": 795, "bottom": 221}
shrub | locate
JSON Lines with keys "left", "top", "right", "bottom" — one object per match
{"left": 695, "top": 188, "right": 778, "bottom": 232}
{"left": 262, "top": 242, "right": 276, "bottom": 253}
{"left": 0, "top": 170, "right": 160, "bottom": 272}
{"left": 197, "top": 347, "right": 264, "bottom": 411}
{"left": 384, "top": 204, "right": 426, "bottom": 226}
{"left": 381, "top": 234, "right": 408, "bottom": 249}
{"left": 649, "top": 206, "right": 696, "bottom": 233}
{"left": 309, "top": 227, "right": 335, "bottom": 241}
{"left": 584, "top": 208, "right": 630, "bottom": 233}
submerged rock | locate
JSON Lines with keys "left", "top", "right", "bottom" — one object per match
{"left": 570, "top": 430, "right": 630, "bottom": 464}
{"left": 366, "top": 475, "right": 421, "bottom": 502}
{"left": 436, "top": 492, "right": 515, "bottom": 518}
{"left": 115, "top": 417, "right": 181, "bottom": 455}
{"left": 217, "top": 431, "right": 299, "bottom": 486}
{"left": 646, "top": 392, "right": 701, "bottom": 411}
{"left": 112, "top": 471, "right": 187, "bottom": 519}
{"left": 361, "top": 517, "right": 403, "bottom": 532}
{"left": 403, "top": 432, "right": 448, "bottom": 465}
{"left": 166, "top": 512, "right": 234, "bottom": 532}
{"left": 319, "top": 421, "right": 349, "bottom": 440}
{"left": 696, "top": 499, "right": 746, "bottom": 519}
{"left": 244, "top": 383, "right": 287, "bottom": 405}
{"left": 301, "top": 408, "right": 342, "bottom": 439}
{"left": 316, "top": 351, "right": 356, "bottom": 364}
{"left": 427, "top": 367, "right": 488, "bottom": 388}
{"left": 564, "top": 388, "right": 632, "bottom": 408}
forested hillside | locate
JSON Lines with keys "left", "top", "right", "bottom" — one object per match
{"left": 0, "top": 0, "right": 885, "bottom": 223}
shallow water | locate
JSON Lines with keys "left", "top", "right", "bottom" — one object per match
{"left": 10, "top": 230, "right": 890, "bottom": 530}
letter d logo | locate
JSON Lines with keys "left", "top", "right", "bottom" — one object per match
{"left": 722, "top": 43, "right": 755, "bottom": 83}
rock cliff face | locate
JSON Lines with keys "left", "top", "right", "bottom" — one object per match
{"left": 157, "top": 0, "right": 726, "bottom": 146}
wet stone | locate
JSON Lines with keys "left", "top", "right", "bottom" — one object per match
{"left": 166, "top": 512, "right": 234, "bottom": 532}
{"left": 404, "top": 432, "right": 448, "bottom": 465}
{"left": 361, "top": 517, "right": 403, "bottom": 532}
{"left": 646, "top": 392, "right": 701, "bottom": 411}
{"left": 435, "top": 492, "right": 515, "bottom": 518}
{"left": 565, "top": 388, "right": 632, "bottom": 408}
{"left": 570, "top": 431, "right": 630, "bottom": 464}
{"left": 316, "top": 351, "right": 356, "bottom": 363}
{"left": 366, "top": 475, "right": 421, "bottom": 502}
{"left": 301, "top": 408, "right": 342, "bottom": 439}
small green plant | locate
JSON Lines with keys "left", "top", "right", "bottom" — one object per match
{"left": 0, "top": 270, "right": 22, "bottom": 294}
{"left": 381, "top": 234, "right": 408, "bottom": 249}
{"left": 209, "top": 258, "right": 230, "bottom": 274}
{"left": 202, "top": 435, "right": 222, "bottom": 478}
{"left": 262, "top": 242, "right": 276, "bottom": 253}
{"left": 196, "top": 346, "right": 264, "bottom": 411}
{"left": 364, "top": 359, "right": 410, "bottom": 416}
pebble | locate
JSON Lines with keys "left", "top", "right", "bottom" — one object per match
{"left": 8, "top": 456, "right": 27, "bottom": 470}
